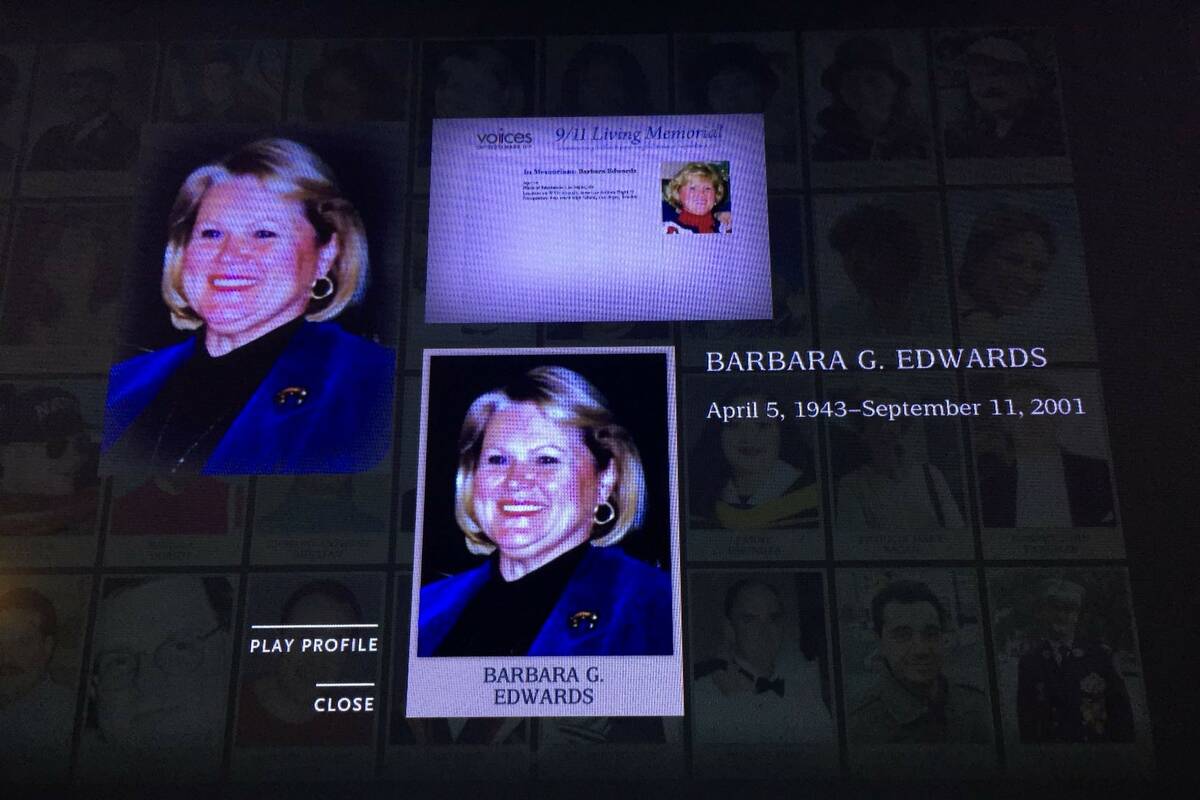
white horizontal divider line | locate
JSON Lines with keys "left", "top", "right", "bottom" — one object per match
{"left": 314, "top": 682, "right": 376, "bottom": 688}
{"left": 249, "top": 623, "right": 380, "bottom": 629}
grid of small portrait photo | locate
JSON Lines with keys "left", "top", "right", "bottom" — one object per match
{"left": 0, "top": 26, "right": 1147, "bottom": 792}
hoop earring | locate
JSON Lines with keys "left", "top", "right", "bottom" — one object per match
{"left": 593, "top": 500, "right": 616, "bottom": 526}
{"left": 311, "top": 276, "right": 335, "bottom": 300}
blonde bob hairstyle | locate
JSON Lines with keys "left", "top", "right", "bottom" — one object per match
{"left": 454, "top": 365, "right": 647, "bottom": 556}
{"left": 663, "top": 161, "right": 727, "bottom": 210}
{"left": 160, "top": 138, "right": 369, "bottom": 330}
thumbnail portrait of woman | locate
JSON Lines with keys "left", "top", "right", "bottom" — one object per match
{"left": 101, "top": 137, "right": 395, "bottom": 475}
{"left": 951, "top": 191, "right": 1095, "bottom": 360}
{"left": 688, "top": 387, "right": 820, "bottom": 531}
{"left": 417, "top": 362, "right": 673, "bottom": 658}
{"left": 957, "top": 203, "right": 1055, "bottom": 335}
{"left": 662, "top": 161, "right": 732, "bottom": 235}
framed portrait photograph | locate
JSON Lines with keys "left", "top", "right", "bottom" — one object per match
{"left": 97, "top": 123, "right": 406, "bottom": 477}
{"left": 406, "top": 347, "right": 683, "bottom": 718}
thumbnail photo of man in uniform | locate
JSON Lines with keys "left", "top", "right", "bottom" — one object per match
{"left": 1015, "top": 578, "right": 1134, "bottom": 743}
{"left": 79, "top": 576, "right": 234, "bottom": 781}
{"left": 0, "top": 586, "right": 80, "bottom": 780}
{"left": 847, "top": 579, "right": 991, "bottom": 744}
{"left": 690, "top": 573, "right": 833, "bottom": 746}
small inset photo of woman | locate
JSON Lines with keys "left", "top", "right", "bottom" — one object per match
{"left": 406, "top": 348, "right": 683, "bottom": 719}
{"left": 99, "top": 124, "right": 406, "bottom": 477}
{"left": 662, "top": 161, "right": 732, "bottom": 235}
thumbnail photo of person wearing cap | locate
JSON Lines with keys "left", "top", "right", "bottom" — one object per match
{"left": 101, "top": 137, "right": 395, "bottom": 475}
{"left": 417, "top": 365, "right": 672, "bottom": 658}
{"left": 0, "top": 586, "right": 79, "bottom": 779}
{"left": 812, "top": 35, "right": 930, "bottom": 162}
{"left": 0, "top": 384, "right": 100, "bottom": 536}
{"left": 1016, "top": 578, "right": 1134, "bottom": 743}
{"left": 26, "top": 44, "right": 141, "bottom": 172}
{"left": 941, "top": 32, "right": 1065, "bottom": 159}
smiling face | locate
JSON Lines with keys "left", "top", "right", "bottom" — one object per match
{"left": 471, "top": 402, "right": 612, "bottom": 568}
{"left": 678, "top": 175, "right": 718, "bottom": 217}
{"left": 878, "top": 600, "right": 944, "bottom": 689}
{"left": 974, "top": 230, "right": 1050, "bottom": 315}
{"left": 180, "top": 175, "right": 336, "bottom": 353}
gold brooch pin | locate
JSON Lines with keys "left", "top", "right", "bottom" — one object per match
{"left": 568, "top": 611, "right": 599, "bottom": 630}
{"left": 275, "top": 386, "right": 309, "bottom": 407}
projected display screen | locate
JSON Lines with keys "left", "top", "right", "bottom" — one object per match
{"left": 425, "top": 114, "right": 772, "bottom": 323}
{"left": 0, "top": 5, "right": 1191, "bottom": 798}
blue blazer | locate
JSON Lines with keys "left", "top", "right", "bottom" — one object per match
{"left": 418, "top": 545, "right": 674, "bottom": 657}
{"left": 101, "top": 321, "right": 395, "bottom": 475}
